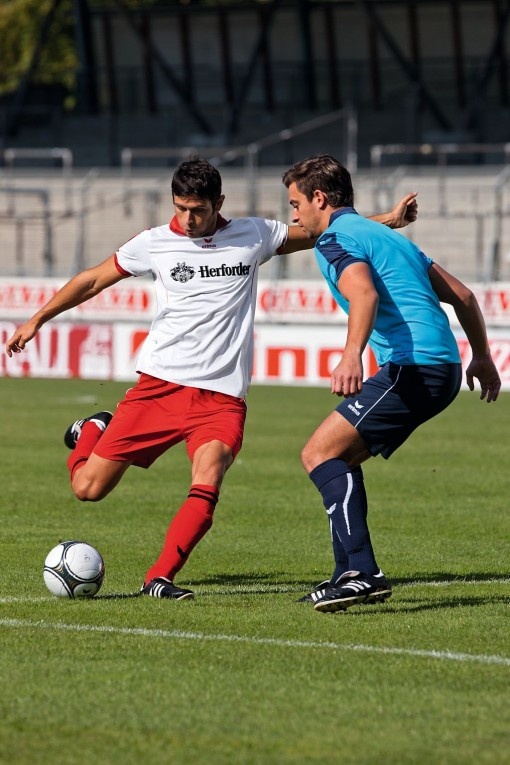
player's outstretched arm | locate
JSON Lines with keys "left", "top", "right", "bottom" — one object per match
{"left": 428, "top": 262, "right": 501, "bottom": 402}
{"left": 5, "top": 255, "right": 127, "bottom": 357}
{"left": 369, "top": 191, "right": 418, "bottom": 229}
{"left": 280, "top": 192, "right": 419, "bottom": 254}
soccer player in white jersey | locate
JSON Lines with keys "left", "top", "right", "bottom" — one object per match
{"left": 5, "top": 157, "right": 417, "bottom": 600}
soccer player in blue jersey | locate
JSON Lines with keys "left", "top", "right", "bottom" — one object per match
{"left": 282, "top": 154, "right": 501, "bottom": 613}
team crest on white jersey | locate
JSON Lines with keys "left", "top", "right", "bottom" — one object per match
{"left": 170, "top": 262, "right": 195, "bottom": 282}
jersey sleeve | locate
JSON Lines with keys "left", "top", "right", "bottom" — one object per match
{"left": 115, "top": 229, "right": 153, "bottom": 277}
{"left": 418, "top": 248, "right": 434, "bottom": 270}
{"left": 316, "top": 231, "right": 363, "bottom": 282}
{"left": 253, "top": 219, "right": 289, "bottom": 264}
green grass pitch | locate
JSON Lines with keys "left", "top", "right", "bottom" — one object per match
{"left": 1, "top": 377, "right": 509, "bottom": 765}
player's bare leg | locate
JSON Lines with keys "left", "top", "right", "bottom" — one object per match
{"left": 64, "top": 411, "right": 131, "bottom": 501}
{"left": 71, "top": 452, "right": 132, "bottom": 502}
{"left": 301, "top": 410, "right": 371, "bottom": 472}
{"left": 190, "top": 439, "right": 234, "bottom": 487}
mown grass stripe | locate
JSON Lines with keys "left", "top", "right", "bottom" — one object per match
{"left": 1, "top": 617, "right": 509, "bottom": 667}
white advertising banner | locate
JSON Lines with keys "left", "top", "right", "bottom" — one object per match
{"left": 0, "top": 321, "right": 114, "bottom": 379}
{"left": 2, "top": 277, "right": 510, "bottom": 326}
{"left": 257, "top": 280, "right": 510, "bottom": 327}
{"left": 0, "top": 277, "right": 155, "bottom": 322}
{"left": 3, "top": 321, "right": 510, "bottom": 391}
{"left": 2, "top": 277, "right": 510, "bottom": 387}
{"left": 256, "top": 280, "right": 345, "bottom": 324}
{"left": 110, "top": 323, "right": 378, "bottom": 385}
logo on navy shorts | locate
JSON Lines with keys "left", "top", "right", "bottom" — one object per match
{"left": 347, "top": 400, "right": 364, "bottom": 417}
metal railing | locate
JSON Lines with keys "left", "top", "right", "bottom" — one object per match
{"left": 3, "top": 146, "right": 73, "bottom": 170}
{"left": 121, "top": 108, "right": 358, "bottom": 216}
{"left": 484, "top": 164, "right": 510, "bottom": 281}
{"left": 2, "top": 147, "right": 74, "bottom": 216}
{"left": 0, "top": 187, "right": 53, "bottom": 275}
{"left": 2, "top": 134, "right": 510, "bottom": 282}
{"left": 369, "top": 143, "right": 510, "bottom": 282}
{"left": 370, "top": 142, "right": 510, "bottom": 168}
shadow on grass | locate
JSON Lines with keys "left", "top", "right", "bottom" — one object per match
{"left": 93, "top": 571, "right": 509, "bottom": 601}
{"left": 189, "top": 572, "right": 290, "bottom": 586}
{"left": 394, "top": 572, "right": 510, "bottom": 585}
{"left": 357, "top": 594, "right": 510, "bottom": 615}
{"left": 192, "top": 570, "right": 510, "bottom": 588}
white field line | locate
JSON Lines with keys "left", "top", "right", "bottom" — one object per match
{"left": 1, "top": 617, "right": 509, "bottom": 667}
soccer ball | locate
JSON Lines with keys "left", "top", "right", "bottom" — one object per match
{"left": 43, "top": 540, "right": 105, "bottom": 598}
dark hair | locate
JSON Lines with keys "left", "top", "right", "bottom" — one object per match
{"left": 282, "top": 154, "right": 354, "bottom": 208}
{"left": 172, "top": 155, "right": 222, "bottom": 203}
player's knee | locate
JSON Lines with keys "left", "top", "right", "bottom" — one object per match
{"left": 72, "top": 477, "right": 107, "bottom": 502}
{"left": 302, "top": 439, "right": 333, "bottom": 474}
{"left": 301, "top": 442, "right": 316, "bottom": 474}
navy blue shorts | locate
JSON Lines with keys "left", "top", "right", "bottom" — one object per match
{"left": 336, "top": 362, "right": 462, "bottom": 459}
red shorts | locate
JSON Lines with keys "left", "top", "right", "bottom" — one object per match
{"left": 94, "top": 374, "right": 247, "bottom": 468}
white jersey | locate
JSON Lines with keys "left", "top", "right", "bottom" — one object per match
{"left": 115, "top": 215, "right": 288, "bottom": 397}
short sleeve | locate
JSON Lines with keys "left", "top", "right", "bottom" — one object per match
{"left": 253, "top": 219, "right": 288, "bottom": 264}
{"left": 418, "top": 248, "right": 434, "bottom": 271}
{"left": 316, "top": 231, "right": 363, "bottom": 281}
{"left": 115, "top": 229, "right": 152, "bottom": 277}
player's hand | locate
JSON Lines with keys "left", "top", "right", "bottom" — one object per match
{"left": 390, "top": 191, "right": 418, "bottom": 228}
{"left": 465, "top": 356, "right": 501, "bottom": 402}
{"left": 330, "top": 357, "right": 364, "bottom": 397}
{"left": 5, "top": 321, "right": 39, "bottom": 357}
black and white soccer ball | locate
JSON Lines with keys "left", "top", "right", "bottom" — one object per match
{"left": 43, "top": 540, "right": 105, "bottom": 598}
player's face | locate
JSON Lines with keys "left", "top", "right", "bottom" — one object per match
{"left": 287, "top": 182, "right": 324, "bottom": 238}
{"left": 173, "top": 194, "right": 225, "bottom": 238}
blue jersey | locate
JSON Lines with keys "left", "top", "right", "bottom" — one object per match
{"left": 315, "top": 208, "right": 460, "bottom": 366}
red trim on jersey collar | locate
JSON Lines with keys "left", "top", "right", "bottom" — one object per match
{"left": 169, "top": 213, "right": 231, "bottom": 236}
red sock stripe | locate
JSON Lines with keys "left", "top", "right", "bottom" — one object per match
{"left": 188, "top": 486, "right": 219, "bottom": 506}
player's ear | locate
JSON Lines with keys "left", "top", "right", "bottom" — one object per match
{"left": 215, "top": 195, "right": 225, "bottom": 212}
{"left": 314, "top": 189, "right": 328, "bottom": 209}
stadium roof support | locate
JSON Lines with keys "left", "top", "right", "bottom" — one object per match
{"left": 225, "top": 0, "right": 282, "bottom": 141}
{"left": 450, "top": 0, "right": 466, "bottom": 108}
{"left": 110, "top": 0, "right": 213, "bottom": 136}
{"left": 356, "top": 0, "right": 452, "bottom": 131}
{"left": 297, "top": 0, "right": 317, "bottom": 111}
{"left": 463, "top": 0, "right": 510, "bottom": 132}
{"left": 72, "top": 0, "right": 99, "bottom": 116}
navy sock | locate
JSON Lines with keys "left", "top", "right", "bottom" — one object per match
{"left": 329, "top": 519, "right": 348, "bottom": 583}
{"left": 309, "top": 458, "right": 379, "bottom": 576}
{"left": 329, "top": 466, "right": 368, "bottom": 581}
